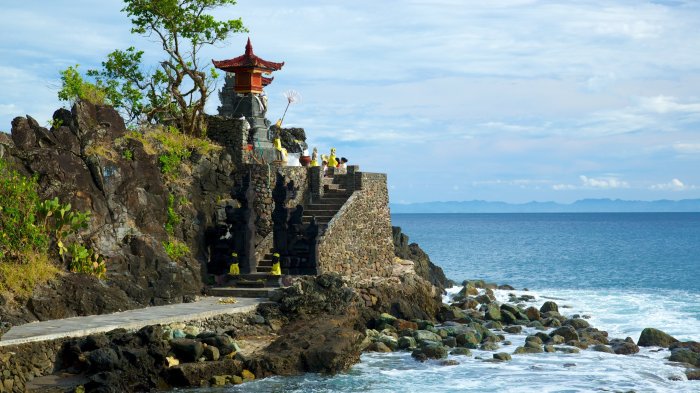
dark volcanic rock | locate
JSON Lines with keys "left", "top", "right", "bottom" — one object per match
{"left": 637, "top": 328, "right": 679, "bottom": 348}
{"left": 392, "top": 227, "right": 452, "bottom": 291}
{"left": 550, "top": 326, "right": 579, "bottom": 342}
{"left": 610, "top": 337, "right": 640, "bottom": 355}
{"left": 539, "top": 301, "right": 559, "bottom": 313}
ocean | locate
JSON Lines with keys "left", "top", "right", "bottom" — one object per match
{"left": 200, "top": 213, "right": 700, "bottom": 392}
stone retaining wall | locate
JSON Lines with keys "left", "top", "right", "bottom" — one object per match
{"left": 205, "top": 115, "right": 248, "bottom": 168}
{"left": 0, "top": 309, "right": 262, "bottom": 393}
{"left": 316, "top": 172, "right": 394, "bottom": 278}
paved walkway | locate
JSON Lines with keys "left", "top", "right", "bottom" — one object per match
{"left": 0, "top": 297, "right": 263, "bottom": 347}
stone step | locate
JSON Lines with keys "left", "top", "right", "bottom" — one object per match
{"left": 207, "top": 287, "right": 278, "bottom": 298}
{"left": 302, "top": 208, "right": 340, "bottom": 217}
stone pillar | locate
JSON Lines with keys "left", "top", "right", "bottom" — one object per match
{"left": 309, "top": 166, "right": 324, "bottom": 202}
{"left": 346, "top": 165, "right": 360, "bottom": 192}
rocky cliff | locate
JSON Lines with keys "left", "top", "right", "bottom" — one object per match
{"left": 0, "top": 102, "right": 239, "bottom": 323}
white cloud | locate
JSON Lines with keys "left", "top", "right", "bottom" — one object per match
{"left": 553, "top": 176, "right": 630, "bottom": 190}
{"left": 579, "top": 175, "right": 630, "bottom": 189}
{"left": 552, "top": 183, "right": 576, "bottom": 191}
{"left": 650, "top": 178, "right": 694, "bottom": 191}
{"left": 673, "top": 143, "right": 700, "bottom": 154}
{"left": 638, "top": 95, "right": 700, "bottom": 114}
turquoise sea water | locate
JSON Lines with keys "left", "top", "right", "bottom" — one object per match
{"left": 392, "top": 213, "right": 700, "bottom": 291}
{"left": 199, "top": 213, "right": 700, "bottom": 392}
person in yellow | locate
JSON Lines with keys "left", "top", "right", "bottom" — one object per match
{"left": 328, "top": 148, "right": 338, "bottom": 167}
{"left": 228, "top": 252, "right": 240, "bottom": 276}
{"left": 270, "top": 253, "right": 282, "bottom": 276}
{"left": 310, "top": 147, "right": 319, "bottom": 167}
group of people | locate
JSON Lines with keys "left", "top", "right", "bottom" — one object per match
{"left": 309, "top": 147, "right": 348, "bottom": 175}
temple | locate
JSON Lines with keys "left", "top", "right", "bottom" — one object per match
{"left": 213, "top": 39, "right": 284, "bottom": 162}
{"left": 212, "top": 38, "right": 284, "bottom": 94}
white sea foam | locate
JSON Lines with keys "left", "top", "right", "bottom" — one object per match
{"left": 200, "top": 286, "right": 700, "bottom": 393}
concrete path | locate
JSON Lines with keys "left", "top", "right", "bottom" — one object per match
{"left": 0, "top": 297, "right": 263, "bottom": 347}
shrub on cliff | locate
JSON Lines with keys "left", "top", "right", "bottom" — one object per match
{"left": 0, "top": 157, "right": 106, "bottom": 297}
{"left": 0, "top": 158, "right": 59, "bottom": 296}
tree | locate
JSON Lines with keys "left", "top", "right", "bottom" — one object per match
{"left": 85, "top": 0, "right": 247, "bottom": 136}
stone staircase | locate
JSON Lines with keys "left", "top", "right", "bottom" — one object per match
{"left": 208, "top": 174, "right": 353, "bottom": 298}
{"left": 304, "top": 174, "right": 352, "bottom": 227}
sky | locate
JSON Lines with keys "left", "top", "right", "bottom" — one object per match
{"left": 1, "top": 0, "right": 699, "bottom": 204}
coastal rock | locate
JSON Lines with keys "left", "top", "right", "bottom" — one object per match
{"left": 456, "top": 331, "right": 481, "bottom": 349}
{"left": 170, "top": 339, "right": 204, "bottom": 363}
{"left": 484, "top": 304, "right": 502, "bottom": 321}
{"left": 514, "top": 345, "right": 543, "bottom": 354}
{"left": 398, "top": 336, "right": 417, "bottom": 349}
{"left": 414, "top": 330, "right": 443, "bottom": 344}
{"left": 493, "top": 352, "right": 512, "bottom": 361}
{"left": 367, "top": 342, "right": 392, "bottom": 352}
{"left": 539, "top": 301, "right": 559, "bottom": 313}
{"left": 501, "top": 304, "right": 529, "bottom": 321}
{"left": 563, "top": 318, "right": 590, "bottom": 330}
{"left": 592, "top": 345, "right": 615, "bottom": 354}
{"left": 637, "top": 328, "right": 679, "bottom": 348}
{"left": 550, "top": 326, "right": 579, "bottom": 342}
{"left": 392, "top": 227, "right": 452, "bottom": 291}
{"left": 412, "top": 343, "right": 448, "bottom": 360}
{"left": 451, "top": 347, "right": 472, "bottom": 356}
{"left": 669, "top": 349, "right": 700, "bottom": 367}
{"left": 202, "top": 346, "right": 220, "bottom": 361}
{"left": 610, "top": 338, "right": 640, "bottom": 355}
{"left": 525, "top": 307, "right": 541, "bottom": 321}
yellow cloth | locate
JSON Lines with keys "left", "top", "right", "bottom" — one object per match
{"left": 328, "top": 148, "right": 338, "bottom": 167}
{"left": 270, "top": 261, "right": 281, "bottom": 276}
{"left": 229, "top": 263, "right": 240, "bottom": 276}
{"left": 310, "top": 159, "right": 318, "bottom": 167}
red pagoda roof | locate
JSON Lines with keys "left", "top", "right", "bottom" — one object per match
{"left": 212, "top": 38, "right": 284, "bottom": 72}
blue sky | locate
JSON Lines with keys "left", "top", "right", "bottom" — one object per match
{"left": 1, "top": 0, "right": 699, "bottom": 203}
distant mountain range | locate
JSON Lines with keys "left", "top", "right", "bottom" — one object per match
{"left": 390, "top": 198, "right": 700, "bottom": 213}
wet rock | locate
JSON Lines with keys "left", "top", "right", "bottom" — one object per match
{"left": 669, "top": 341, "right": 700, "bottom": 353}
{"left": 544, "top": 345, "right": 555, "bottom": 353}
{"left": 547, "top": 335, "right": 565, "bottom": 345}
{"left": 539, "top": 301, "right": 559, "bottom": 313}
{"left": 550, "top": 326, "right": 579, "bottom": 342}
{"left": 414, "top": 330, "right": 442, "bottom": 344}
{"left": 555, "top": 346, "right": 580, "bottom": 354}
{"left": 525, "top": 336, "right": 543, "bottom": 346}
{"left": 493, "top": 352, "right": 512, "bottom": 361}
{"left": 500, "top": 310, "right": 517, "bottom": 324}
{"left": 501, "top": 304, "right": 529, "bottom": 321}
{"left": 442, "top": 337, "right": 457, "bottom": 348}
{"left": 398, "top": 336, "right": 417, "bottom": 349}
{"left": 503, "top": 326, "right": 522, "bottom": 334}
{"left": 170, "top": 339, "right": 204, "bottom": 363}
{"left": 563, "top": 318, "right": 590, "bottom": 330}
{"left": 610, "top": 337, "right": 640, "bottom": 355}
{"left": 202, "top": 346, "right": 220, "bottom": 361}
{"left": 687, "top": 369, "right": 700, "bottom": 380}
{"left": 483, "top": 321, "right": 503, "bottom": 330}
{"left": 367, "top": 342, "right": 392, "bottom": 353}
{"left": 525, "top": 307, "right": 541, "bottom": 321}
{"left": 592, "top": 344, "right": 615, "bottom": 354}
{"left": 480, "top": 342, "right": 500, "bottom": 351}
{"left": 484, "top": 303, "right": 502, "bottom": 321}
{"left": 669, "top": 349, "right": 700, "bottom": 366}
{"left": 637, "top": 328, "right": 679, "bottom": 348}
{"left": 456, "top": 331, "right": 481, "bottom": 349}
{"left": 450, "top": 347, "right": 472, "bottom": 356}
{"left": 514, "top": 345, "right": 542, "bottom": 354}
{"left": 413, "top": 343, "right": 448, "bottom": 360}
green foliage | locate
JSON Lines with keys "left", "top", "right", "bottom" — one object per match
{"left": 66, "top": 243, "right": 107, "bottom": 279}
{"left": 163, "top": 239, "right": 190, "bottom": 260}
{"left": 57, "top": 65, "right": 109, "bottom": 105}
{"left": 165, "top": 193, "right": 179, "bottom": 236}
{"left": 122, "top": 125, "right": 221, "bottom": 179}
{"left": 0, "top": 157, "right": 106, "bottom": 296}
{"left": 0, "top": 160, "right": 48, "bottom": 261}
{"left": 46, "top": 118, "right": 63, "bottom": 129}
{"left": 85, "top": 0, "right": 247, "bottom": 135}
{"left": 122, "top": 149, "right": 134, "bottom": 160}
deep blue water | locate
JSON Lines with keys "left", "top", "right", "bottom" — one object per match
{"left": 391, "top": 213, "right": 700, "bottom": 292}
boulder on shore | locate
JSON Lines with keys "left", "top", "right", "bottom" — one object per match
{"left": 637, "top": 328, "right": 678, "bottom": 348}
